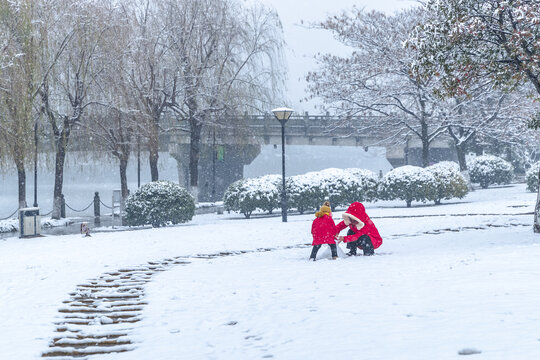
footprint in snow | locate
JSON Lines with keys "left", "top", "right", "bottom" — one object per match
{"left": 458, "top": 348, "right": 482, "bottom": 355}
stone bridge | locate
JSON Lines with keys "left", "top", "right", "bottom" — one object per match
{"left": 167, "top": 113, "right": 455, "bottom": 201}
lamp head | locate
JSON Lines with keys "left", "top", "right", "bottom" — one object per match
{"left": 271, "top": 107, "right": 294, "bottom": 121}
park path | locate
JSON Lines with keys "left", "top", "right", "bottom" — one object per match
{"left": 41, "top": 258, "right": 188, "bottom": 358}
{"left": 40, "top": 247, "right": 289, "bottom": 359}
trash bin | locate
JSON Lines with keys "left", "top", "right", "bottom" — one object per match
{"left": 19, "top": 207, "right": 41, "bottom": 238}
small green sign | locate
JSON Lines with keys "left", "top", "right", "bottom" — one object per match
{"left": 216, "top": 146, "right": 224, "bottom": 162}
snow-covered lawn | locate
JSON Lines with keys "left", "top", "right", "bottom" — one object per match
{"left": 1, "top": 184, "right": 540, "bottom": 359}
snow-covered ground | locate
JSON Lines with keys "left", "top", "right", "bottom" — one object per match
{"left": 1, "top": 184, "right": 540, "bottom": 359}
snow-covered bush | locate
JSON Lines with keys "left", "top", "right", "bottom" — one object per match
{"left": 426, "top": 161, "right": 469, "bottom": 204}
{"left": 378, "top": 165, "right": 437, "bottom": 207}
{"left": 345, "top": 168, "right": 379, "bottom": 203}
{"left": 0, "top": 219, "right": 17, "bottom": 233}
{"left": 286, "top": 173, "right": 326, "bottom": 214}
{"left": 526, "top": 161, "right": 540, "bottom": 192}
{"left": 468, "top": 155, "right": 514, "bottom": 189}
{"left": 223, "top": 179, "right": 247, "bottom": 216}
{"left": 287, "top": 168, "right": 379, "bottom": 213}
{"left": 223, "top": 175, "right": 281, "bottom": 218}
{"left": 124, "top": 181, "right": 195, "bottom": 227}
{"left": 313, "top": 168, "right": 351, "bottom": 209}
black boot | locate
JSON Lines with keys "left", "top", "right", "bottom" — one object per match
{"left": 309, "top": 245, "right": 321, "bottom": 260}
{"left": 358, "top": 235, "right": 374, "bottom": 256}
{"left": 329, "top": 244, "right": 338, "bottom": 259}
{"left": 346, "top": 241, "right": 358, "bottom": 256}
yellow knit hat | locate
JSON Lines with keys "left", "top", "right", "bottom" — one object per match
{"left": 315, "top": 201, "right": 331, "bottom": 218}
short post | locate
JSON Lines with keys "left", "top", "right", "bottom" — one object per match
{"left": 94, "top": 192, "right": 101, "bottom": 226}
{"left": 61, "top": 194, "right": 66, "bottom": 218}
{"left": 112, "top": 190, "right": 121, "bottom": 229}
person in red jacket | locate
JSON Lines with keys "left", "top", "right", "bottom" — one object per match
{"left": 310, "top": 201, "right": 338, "bottom": 261}
{"left": 336, "top": 202, "right": 382, "bottom": 256}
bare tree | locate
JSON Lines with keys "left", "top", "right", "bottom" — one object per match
{"left": 306, "top": 7, "right": 449, "bottom": 167}
{"left": 36, "top": 0, "right": 116, "bottom": 219}
{"left": 163, "top": 0, "right": 286, "bottom": 199}
{"left": 0, "top": 0, "right": 39, "bottom": 208}
{"left": 408, "top": 0, "right": 540, "bottom": 231}
{"left": 81, "top": 6, "right": 139, "bottom": 204}
{"left": 442, "top": 86, "right": 531, "bottom": 171}
{"left": 122, "top": 0, "right": 174, "bottom": 183}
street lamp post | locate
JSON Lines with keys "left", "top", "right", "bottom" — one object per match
{"left": 271, "top": 107, "right": 294, "bottom": 222}
{"left": 33, "top": 118, "right": 38, "bottom": 207}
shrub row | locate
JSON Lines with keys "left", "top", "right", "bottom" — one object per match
{"left": 224, "top": 162, "right": 469, "bottom": 217}
{"left": 122, "top": 156, "right": 515, "bottom": 226}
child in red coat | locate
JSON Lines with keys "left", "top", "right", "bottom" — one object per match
{"left": 336, "top": 202, "right": 382, "bottom": 256}
{"left": 310, "top": 201, "right": 338, "bottom": 261}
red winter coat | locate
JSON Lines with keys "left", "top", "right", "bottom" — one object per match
{"left": 336, "top": 202, "right": 382, "bottom": 249}
{"left": 311, "top": 214, "right": 337, "bottom": 245}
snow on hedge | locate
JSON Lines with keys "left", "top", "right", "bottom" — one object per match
{"left": 0, "top": 218, "right": 17, "bottom": 233}
{"left": 223, "top": 175, "right": 281, "bottom": 218}
{"left": 427, "top": 161, "right": 469, "bottom": 204}
{"left": 225, "top": 168, "right": 379, "bottom": 217}
{"left": 287, "top": 172, "right": 327, "bottom": 214}
{"left": 225, "top": 163, "right": 476, "bottom": 215}
{"left": 378, "top": 165, "right": 437, "bottom": 207}
{"left": 346, "top": 168, "right": 379, "bottom": 202}
{"left": 124, "top": 181, "right": 195, "bottom": 227}
{"left": 287, "top": 168, "right": 379, "bottom": 213}
{"left": 468, "top": 155, "right": 514, "bottom": 189}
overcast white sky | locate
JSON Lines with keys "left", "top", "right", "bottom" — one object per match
{"left": 249, "top": 0, "right": 417, "bottom": 114}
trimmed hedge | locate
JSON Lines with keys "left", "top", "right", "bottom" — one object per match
{"left": 427, "top": 161, "right": 469, "bottom": 204}
{"left": 287, "top": 172, "right": 327, "bottom": 214}
{"left": 223, "top": 174, "right": 281, "bottom": 218}
{"left": 124, "top": 180, "right": 195, "bottom": 227}
{"left": 345, "top": 168, "right": 379, "bottom": 203}
{"left": 225, "top": 168, "right": 380, "bottom": 217}
{"left": 468, "top": 155, "right": 514, "bottom": 189}
{"left": 287, "top": 168, "right": 379, "bottom": 213}
{"left": 224, "top": 163, "right": 475, "bottom": 217}
{"left": 378, "top": 165, "right": 437, "bottom": 207}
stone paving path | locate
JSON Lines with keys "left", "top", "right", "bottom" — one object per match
{"left": 41, "top": 257, "right": 191, "bottom": 358}
{"left": 40, "top": 247, "right": 301, "bottom": 359}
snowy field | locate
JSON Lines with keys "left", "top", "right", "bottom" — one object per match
{"left": 1, "top": 184, "right": 540, "bottom": 359}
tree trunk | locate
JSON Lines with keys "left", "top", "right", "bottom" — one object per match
{"left": 12, "top": 132, "right": 28, "bottom": 209}
{"left": 189, "top": 121, "right": 202, "bottom": 201}
{"left": 149, "top": 149, "right": 159, "bottom": 182}
{"left": 406, "top": 200, "right": 412, "bottom": 208}
{"left": 420, "top": 101, "right": 429, "bottom": 167}
{"left": 535, "top": 168, "right": 540, "bottom": 233}
{"left": 420, "top": 120, "right": 430, "bottom": 167}
{"left": 51, "top": 137, "right": 67, "bottom": 219}
{"left": 422, "top": 139, "right": 429, "bottom": 168}
{"left": 17, "top": 165, "right": 27, "bottom": 209}
{"left": 149, "top": 118, "right": 159, "bottom": 182}
{"left": 119, "top": 156, "right": 129, "bottom": 202}
{"left": 456, "top": 143, "right": 467, "bottom": 172}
